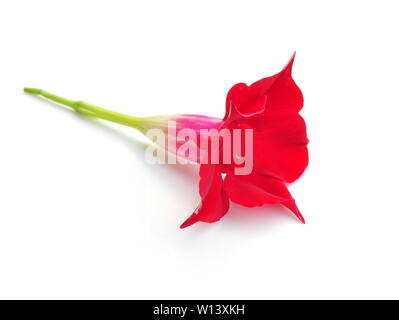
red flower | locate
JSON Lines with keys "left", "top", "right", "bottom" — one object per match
{"left": 180, "top": 53, "right": 309, "bottom": 228}
{"left": 24, "top": 53, "right": 308, "bottom": 230}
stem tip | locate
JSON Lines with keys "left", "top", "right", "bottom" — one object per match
{"left": 24, "top": 87, "right": 41, "bottom": 94}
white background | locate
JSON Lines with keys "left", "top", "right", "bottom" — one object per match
{"left": 1, "top": 0, "right": 398, "bottom": 299}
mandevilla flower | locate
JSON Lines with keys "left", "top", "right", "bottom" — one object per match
{"left": 24, "top": 53, "right": 308, "bottom": 228}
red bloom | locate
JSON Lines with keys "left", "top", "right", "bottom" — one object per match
{"left": 180, "top": 53, "right": 308, "bottom": 228}
{"left": 24, "top": 53, "right": 308, "bottom": 230}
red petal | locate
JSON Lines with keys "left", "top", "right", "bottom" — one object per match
{"left": 219, "top": 113, "right": 308, "bottom": 182}
{"left": 253, "top": 113, "right": 308, "bottom": 182}
{"left": 180, "top": 164, "right": 229, "bottom": 228}
{"left": 282, "top": 200, "right": 305, "bottom": 224}
{"left": 264, "top": 53, "right": 303, "bottom": 114}
{"left": 223, "top": 172, "right": 305, "bottom": 222}
{"left": 223, "top": 173, "right": 291, "bottom": 206}
{"left": 224, "top": 84, "right": 268, "bottom": 121}
{"left": 224, "top": 53, "right": 303, "bottom": 123}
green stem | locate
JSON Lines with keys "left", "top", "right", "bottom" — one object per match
{"left": 23, "top": 87, "right": 143, "bottom": 129}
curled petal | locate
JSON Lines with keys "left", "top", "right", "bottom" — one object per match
{"left": 180, "top": 164, "right": 229, "bottom": 228}
{"left": 223, "top": 173, "right": 291, "bottom": 206}
{"left": 224, "top": 84, "right": 268, "bottom": 121}
{"left": 223, "top": 172, "right": 305, "bottom": 223}
{"left": 224, "top": 53, "right": 303, "bottom": 125}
